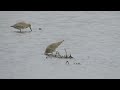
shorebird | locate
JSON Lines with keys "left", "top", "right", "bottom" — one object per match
{"left": 44, "top": 40, "right": 64, "bottom": 55}
{"left": 11, "top": 21, "right": 32, "bottom": 32}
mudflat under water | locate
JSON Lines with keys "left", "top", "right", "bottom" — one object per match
{"left": 0, "top": 11, "right": 120, "bottom": 79}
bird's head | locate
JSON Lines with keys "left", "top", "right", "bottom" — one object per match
{"left": 60, "top": 40, "right": 64, "bottom": 43}
{"left": 28, "top": 24, "right": 32, "bottom": 31}
{"left": 10, "top": 25, "right": 14, "bottom": 27}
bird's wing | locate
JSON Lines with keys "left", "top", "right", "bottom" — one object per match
{"left": 45, "top": 40, "right": 64, "bottom": 54}
{"left": 15, "top": 22, "right": 26, "bottom": 26}
{"left": 47, "top": 40, "right": 64, "bottom": 50}
{"left": 45, "top": 47, "right": 54, "bottom": 53}
{"left": 55, "top": 40, "right": 64, "bottom": 47}
{"left": 13, "top": 23, "right": 25, "bottom": 29}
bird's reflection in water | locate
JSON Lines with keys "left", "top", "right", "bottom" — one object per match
{"left": 14, "top": 31, "right": 32, "bottom": 33}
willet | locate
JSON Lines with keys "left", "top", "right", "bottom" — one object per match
{"left": 11, "top": 21, "right": 32, "bottom": 32}
{"left": 44, "top": 40, "right": 64, "bottom": 55}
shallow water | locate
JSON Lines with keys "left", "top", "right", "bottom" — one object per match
{"left": 0, "top": 11, "right": 120, "bottom": 79}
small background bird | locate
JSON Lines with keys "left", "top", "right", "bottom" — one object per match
{"left": 11, "top": 21, "right": 32, "bottom": 32}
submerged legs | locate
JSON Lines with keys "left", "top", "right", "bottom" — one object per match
{"left": 19, "top": 29, "right": 21, "bottom": 32}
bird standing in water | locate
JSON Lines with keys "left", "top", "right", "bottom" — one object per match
{"left": 44, "top": 40, "right": 64, "bottom": 55}
{"left": 11, "top": 21, "right": 32, "bottom": 32}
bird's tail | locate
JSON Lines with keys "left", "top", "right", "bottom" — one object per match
{"left": 53, "top": 40, "right": 64, "bottom": 49}
{"left": 62, "top": 40, "right": 64, "bottom": 43}
{"left": 57, "top": 40, "right": 64, "bottom": 45}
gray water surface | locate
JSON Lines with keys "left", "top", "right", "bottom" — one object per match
{"left": 0, "top": 11, "right": 120, "bottom": 79}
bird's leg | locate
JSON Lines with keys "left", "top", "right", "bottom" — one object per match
{"left": 57, "top": 51, "right": 62, "bottom": 58}
{"left": 55, "top": 51, "right": 58, "bottom": 57}
{"left": 51, "top": 52, "right": 53, "bottom": 55}
{"left": 20, "top": 29, "right": 21, "bottom": 32}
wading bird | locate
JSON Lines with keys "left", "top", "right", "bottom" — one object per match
{"left": 11, "top": 22, "right": 32, "bottom": 32}
{"left": 44, "top": 40, "right": 64, "bottom": 55}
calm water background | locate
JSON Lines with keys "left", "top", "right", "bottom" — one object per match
{"left": 0, "top": 11, "right": 120, "bottom": 79}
